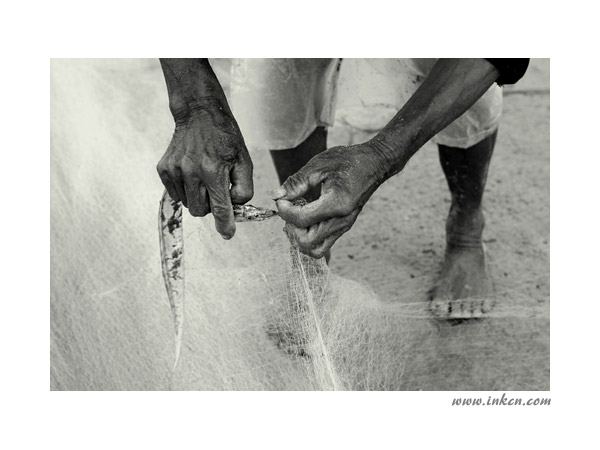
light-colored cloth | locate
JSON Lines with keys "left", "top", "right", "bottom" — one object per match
{"left": 227, "top": 58, "right": 341, "bottom": 150}
{"left": 218, "top": 58, "right": 502, "bottom": 151}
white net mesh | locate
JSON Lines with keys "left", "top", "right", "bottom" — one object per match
{"left": 163, "top": 211, "right": 548, "bottom": 391}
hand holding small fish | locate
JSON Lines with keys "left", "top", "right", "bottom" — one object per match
{"left": 274, "top": 142, "right": 393, "bottom": 259}
{"left": 156, "top": 77, "right": 254, "bottom": 240}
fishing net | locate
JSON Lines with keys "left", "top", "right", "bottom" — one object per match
{"left": 50, "top": 59, "right": 549, "bottom": 391}
{"left": 161, "top": 210, "right": 549, "bottom": 391}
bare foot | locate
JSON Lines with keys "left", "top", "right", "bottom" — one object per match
{"left": 430, "top": 208, "right": 494, "bottom": 319}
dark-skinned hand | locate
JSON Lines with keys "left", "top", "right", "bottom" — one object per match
{"left": 274, "top": 142, "right": 391, "bottom": 258}
{"left": 157, "top": 100, "right": 253, "bottom": 239}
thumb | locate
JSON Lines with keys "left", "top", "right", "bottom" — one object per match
{"left": 272, "top": 167, "right": 327, "bottom": 201}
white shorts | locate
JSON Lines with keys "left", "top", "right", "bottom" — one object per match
{"left": 211, "top": 58, "right": 502, "bottom": 151}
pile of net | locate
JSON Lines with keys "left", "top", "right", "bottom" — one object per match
{"left": 157, "top": 208, "right": 548, "bottom": 391}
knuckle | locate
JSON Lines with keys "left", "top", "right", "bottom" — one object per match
{"left": 220, "top": 152, "right": 236, "bottom": 165}
{"left": 233, "top": 187, "right": 254, "bottom": 204}
{"left": 335, "top": 198, "right": 354, "bottom": 216}
{"left": 179, "top": 158, "right": 198, "bottom": 177}
{"left": 295, "top": 216, "right": 312, "bottom": 229}
{"left": 284, "top": 172, "right": 306, "bottom": 190}
{"left": 276, "top": 205, "right": 295, "bottom": 224}
{"left": 210, "top": 202, "right": 232, "bottom": 218}
{"left": 310, "top": 248, "right": 325, "bottom": 259}
{"left": 166, "top": 162, "right": 180, "bottom": 177}
{"left": 246, "top": 156, "right": 254, "bottom": 171}
{"left": 296, "top": 233, "right": 311, "bottom": 247}
{"left": 283, "top": 210, "right": 308, "bottom": 228}
{"left": 237, "top": 147, "right": 252, "bottom": 164}
{"left": 158, "top": 171, "right": 170, "bottom": 184}
{"left": 285, "top": 226, "right": 302, "bottom": 247}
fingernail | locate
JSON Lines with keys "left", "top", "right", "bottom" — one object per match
{"left": 221, "top": 233, "right": 233, "bottom": 240}
{"left": 269, "top": 187, "right": 287, "bottom": 200}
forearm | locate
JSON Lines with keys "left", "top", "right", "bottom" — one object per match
{"left": 370, "top": 58, "right": 500, "bottom": 179}
{"left": 159, "top": 58, "right": 231, "bottom": 124}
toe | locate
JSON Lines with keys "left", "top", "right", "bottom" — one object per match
{"left": 481, "top": 297, "right": 495, "bottom": 314}
{"left": 470, "top": 299, "right": 484, "bottom": 318}
{"left": 449, "top": 299, "right": 473, "bottom": 319}
{"left": 430, "top": 297, "right": 451, "bottom": 318}
{"left": 448, "top": 299, "right": 462, "bottom": 319}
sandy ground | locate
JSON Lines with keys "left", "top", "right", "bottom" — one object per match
{"left": 50, "top": 59, "right": 549, "bottom": 390}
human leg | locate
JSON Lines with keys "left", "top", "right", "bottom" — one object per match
{"left": 269, "top": 126, "right": 328, "bottom": 202}
{"left": 430, "top": 129, "right": 497, "bottom": 318}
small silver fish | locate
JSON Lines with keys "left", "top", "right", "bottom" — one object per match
{"left": 159, "top": 196, "right": 278, "bottom": 370}
{"left": 233, "top": 204, "right": 278, "bottom": 222}
{"left": 159, "top": 190, "right": 184, "bottom": 370}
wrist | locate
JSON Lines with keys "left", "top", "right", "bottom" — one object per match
{"left": 160, "top": 58, "right": 231, "bottom": 125}
{"left": 170, "top": 94, "right": 231, "bottom": 126}
{"left": 368, "top": 131, "right": 413, "bottom": 179}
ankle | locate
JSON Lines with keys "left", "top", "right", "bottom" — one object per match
{"left": 445, "top": 204, "right": 485, "bottom": 247}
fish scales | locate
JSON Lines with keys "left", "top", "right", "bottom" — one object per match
{"left": 158, "top": 190, "right": 184, "bottom": 370}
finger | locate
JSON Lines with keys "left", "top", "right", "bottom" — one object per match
{"left": 285, "top": 212, "right": 356, "bottom": 250}
{"left": 197, "top": 184, "right": 211, "bottom": 216}
{"left": 285, "top": 210, "right": 358, "bottom": 256}
{"left": 272, "top": 167, "right": 327, "bottom": 201}
{"left": 184, "top": 177, "right": 210, "bottom": 217}
{"left": 230, "top": 152, "right": 254, "bottom": 204}
{"left": 205, "top": 170, "right": 236, "bottom": 239}
{"left": 158, "top": 170, "right": 180, "bottom": 203}
{"left": 286, "top": 222, "right": 345, "bottom": 259}
{"left": 309, "top": 230, "right": 345, "bottom": 259}
{"left": 277, "top": 188, "right": 351, "bottom": 228}
{"left": 170, "top": 166, "right": 188, "bottom": 207}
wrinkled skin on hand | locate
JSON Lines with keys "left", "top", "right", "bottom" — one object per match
{"left": 157, "top": 100, "right": 253, "bottom": 239}
{"left": 275, "top": 142, "right": 392, "bottom": 258}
